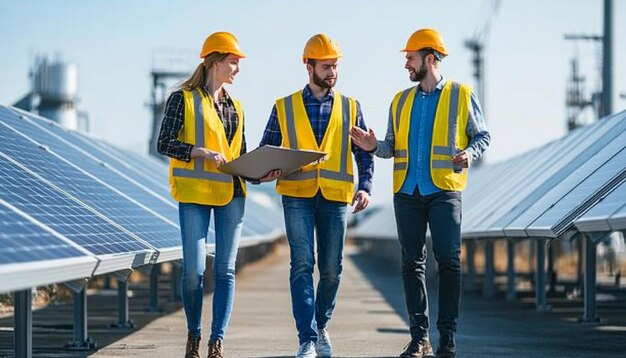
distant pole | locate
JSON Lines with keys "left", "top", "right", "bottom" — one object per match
{"left": 601, "top": 0, "right": 613, "bottom": 117}
{"left": 465, "top": 39, "right": 485, "bottom": 166}
{"left": 465, "top": 40, "right": 485, "bottom": 113}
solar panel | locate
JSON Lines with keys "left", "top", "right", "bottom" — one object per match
{"left": 243, "top": 195, "right": 282, "bottom": 237}
{"left": 463, "top": 150, "right": 535, "bottom": 231}
{"left": 467, "top": 116, "right": 624, "bottom": 237}
{"left": 464, "top": 139, "right": 568, "bottom": 229}
{"left": 1, "top": 110, "right": 179, "bottom": 224}
{"left": 0, "top": 118, "right": 181, "bottom": 250}
{"left": 526, "top": 147, "right": 626, "bottom": 237}
{"left": 15, "top": 108, "right": 174, "bottom": 198}
{"left": 575, "top": 181, "right": 626, "bottom": 232}
{"left": 609, "top": 203, "right": 626, "bottom": 230}
{"left": 504, "top": 128, "right": 626, "bottom": 237}
{"left": 464, "top": 153, "right": 523, "bottom": 205}
{"left": 350, "top": 205, "right": 397, "bottom": 239}
{"left": 83, "top": 134, "right": 170, "bottom": 187}
{"left": 0, "top": 200, "right": 87, "bottom": 264}
{"left": 0, "top": 154, "right": 149, "bottom": 255}
{"left": 0, "top": 199, "right": 99, "bottom": 293}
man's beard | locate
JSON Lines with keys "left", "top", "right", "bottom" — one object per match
{"left": 313, "top": 72, "right": 337, "bottom": 89}
{"left": 410, "top": 63, "right": 427, "bottom": 82}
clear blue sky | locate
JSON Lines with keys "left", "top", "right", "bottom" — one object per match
{"left": 1, "top": 0, "right": 624, "bottom": 199}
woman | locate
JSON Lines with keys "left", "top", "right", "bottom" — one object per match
{"left": 157, "top": 32, "right": 279, "bottom": 358}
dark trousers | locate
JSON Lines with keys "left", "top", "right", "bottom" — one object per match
{"left": 393, "top": 189, "right": 462, "bottom": 341}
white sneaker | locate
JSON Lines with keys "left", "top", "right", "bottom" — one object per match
{"left": 316, "top": 328, "right": 333, "bottom": 357}
{"left": 296, "top": 341, "right": 316, "bottom": 358}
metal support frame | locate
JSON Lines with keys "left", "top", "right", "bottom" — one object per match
{"left": 506, "top": 239, "right": 516, "bottom": 301}
{"left": 547, "top": 244, "right": 557, "bottom": 294}
{"left": 464, "top": 240, "right": 476, "bottom": 290}
{"left": 102, "top": 275, "right": 111, "bottom": 289}
{"left": 14, "top": 289, "right": 32, "bottom": 358}
{"left": 580, "top": 233, "right": 607, "bottom": 322}
{"left": 576, "top": 237, "right": 584, "bottom": 295}
{"left": 148, "top": 264, "right": 162, "bottom": 312}
{"left": 534, "top": 239, "right": 551, "bottom": 312}
{"left": 65, "top": 280, "right": 97, "bottom": 350}
{"left": 483, "top": 240, "right": 495, "bottom": 298}
{"left": 111, "top": 270, "right": 134, "bottom": 329}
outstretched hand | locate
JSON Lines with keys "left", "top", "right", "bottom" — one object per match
{"left": 350, "top": 126, "right": 378, "bottom": 152}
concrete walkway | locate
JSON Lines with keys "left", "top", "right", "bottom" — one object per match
{"left": 90, "top": 242, "right": 626, "bottom": 358}
{"left": 3, "top": 241, "right": 624, "bottom": 357}
{"left": 92, "top": 244, "right": 410, "bottom": 357}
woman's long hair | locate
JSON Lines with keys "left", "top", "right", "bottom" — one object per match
{"left": 179, "top": 52, "right": 229, "bottom": 91}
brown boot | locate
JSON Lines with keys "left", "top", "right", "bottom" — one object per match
{"left": 399, "top": 339, "right": 433, "bottom": 357}
{"left": 207, "top": 339, "right": 224, "bottom": 358}
{"left": 185, "top": 335, "right": 201, "bottom": 358}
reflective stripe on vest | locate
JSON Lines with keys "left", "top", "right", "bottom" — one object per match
{"left": 432, "top": 82, "right": 461, "bottom": 160}
{"left": 168, "top": 89, "right": 245, "bottom": 205}
{"left": 392, "top": 81, "right": 471, "bottom": 192}
{"left": 394, "top": 149, "right": 408, "bottom": 158}
{"left": 395, "top": 88, "right": 412, "bottom": 133}
{"left": 280, "top": 94, "right": 353, "bottom": 183}
{"left": 172, "top": 90, "right": 232, "bottom": 183}
{"left": 391, "top": 87, "right": 414, "bottom": 191}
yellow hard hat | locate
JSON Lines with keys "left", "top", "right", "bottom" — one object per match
{"left": 401, "top": 28, "right": 448, "bottom": 56}
{"left": 302, "top": 34, "right": 342, "bottom": 63}
{"left": 200, "top": 31, "right": 246, "bottom": 59}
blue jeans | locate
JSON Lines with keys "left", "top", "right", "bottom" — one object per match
{"left": 179, "top": 198, "right": 244, "bottom": 341}
{"left": 393, "top": 189, "right": 462, "bottom": 341}
{"left": 282, "top": 193, "right": 348, "bottom": 344}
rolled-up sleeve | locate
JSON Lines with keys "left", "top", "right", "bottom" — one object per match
{"left": 353, "top": 101, "right": 374, "bottom": 195}
{"left": 464, "top": 92, "right": 491, "bottom": 160}
{"left": 259, "top": 105, "right": 283, "bottom": 147}
{"left": 156, "top": 91, "right": 194, "bottom": 162}
{"left": 374, "top": 104, "right": 396, "bottom": 159}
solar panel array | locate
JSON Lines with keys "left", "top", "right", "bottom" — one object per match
{"left": 350, "top": 110, "right": 626, "bottom": 241}
{"left": 349, "top": 206, "right": 395, "bottom": 239}
{"left": 0, "top": 105, "right": 284, "bottom": 293}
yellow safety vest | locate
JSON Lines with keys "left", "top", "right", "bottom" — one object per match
{"left": 392, "top": 80, "right": 471, "bottom": 193}
{"left": 275, "top": 90, "right": 356, "bottom": 204}
{"left": 169, "top": 88, "right": 246, "bottom": 206}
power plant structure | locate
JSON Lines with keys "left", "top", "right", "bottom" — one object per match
{"left": 147, "top": 49, "right": 194, "bottom": 161}
{"left": 13, "top": 55, "right": 89, "bottom": 133}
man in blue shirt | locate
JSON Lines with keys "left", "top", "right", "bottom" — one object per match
{"left": 351, "top": 29, "right": 490, "bottom": 358}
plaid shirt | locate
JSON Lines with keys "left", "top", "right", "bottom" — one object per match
{"left": 156, "top": 88, "right": 246, "bottom": 197}
{"left": 260, "top": 85, "right": 374, "bottom": 194}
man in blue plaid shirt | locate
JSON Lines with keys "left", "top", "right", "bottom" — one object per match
{"left": 259, "top": 34, "right": 374, "bottom": 358}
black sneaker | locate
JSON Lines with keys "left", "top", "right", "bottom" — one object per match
{"left": 436, "top": 333, "right": 456, "bottom": 358}
{"left": 399, "top": 339, "right": 433, "bottom": 357}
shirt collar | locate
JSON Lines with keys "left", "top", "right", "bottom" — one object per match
{"left": 417, "top": 76, "right": 445, "bottom": 93}
{"left": 201, "top": 86, "right": 230, "bottom": 103}
{"left": 303, "top": 84, "right": 334, "bottom": 102}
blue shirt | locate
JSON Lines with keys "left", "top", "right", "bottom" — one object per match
{"left": 260, "top": 85, "right": 374, "bottom": 194}
{"left": 375, "top": 77, "right": 491, "bottom": 195}
{"left": 399, "top": 80, "right": 445, "bottom": 196}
